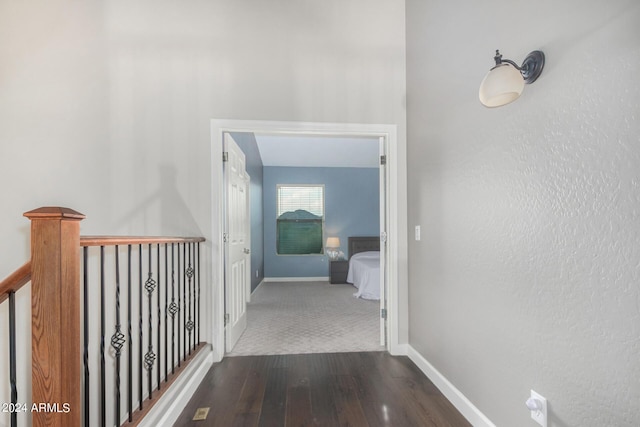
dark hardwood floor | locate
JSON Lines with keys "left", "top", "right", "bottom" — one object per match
{"left": 174, "top": 352, "right": 471, "bottom": 427}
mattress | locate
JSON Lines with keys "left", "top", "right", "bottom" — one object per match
{"left": 346, "top": 251, "right": 380, "bottom": 300}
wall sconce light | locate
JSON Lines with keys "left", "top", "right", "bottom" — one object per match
{"left": 479, "top": 49, "right": 545, "bottom": 107}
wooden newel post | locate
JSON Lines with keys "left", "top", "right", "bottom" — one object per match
{"left": 24, "top": 207, "right": 85, "bottom": 427}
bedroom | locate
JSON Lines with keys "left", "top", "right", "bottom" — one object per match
{"left": 226, "top": 131, "right": 385, "bottom": 355}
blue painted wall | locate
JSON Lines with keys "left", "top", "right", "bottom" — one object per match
{"left": 263, "top": 166, "right": 379, "bottom": 278}
{"left": 229, "top": 132, "right": 264, "bottom": 292}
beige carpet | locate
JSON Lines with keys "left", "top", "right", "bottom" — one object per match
{"left": 227, "top": 281, "right": 385, "bottom": 356}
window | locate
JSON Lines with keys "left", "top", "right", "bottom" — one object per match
{"left": 277, "top": 185, "right": 324, "bottom": 255}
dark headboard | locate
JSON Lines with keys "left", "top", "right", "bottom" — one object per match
{"left": 348, "top": 236, "right": 380, "bottom": 259}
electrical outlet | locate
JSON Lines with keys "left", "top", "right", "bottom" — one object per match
{"left": 527, "top": 390, "right": 547, "bottom": 427}
{"left": 255, "top": 269, "right": 259, "bottom": 278}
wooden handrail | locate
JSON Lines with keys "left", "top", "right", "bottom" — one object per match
{"left": 0, "top": 234, "right": 206, "bottom": 301}
{"left": 80, "top": 235, "right": 205, "bottom": 246}
{"left": 0, "top": 260, "right": 32, "bottom": 304}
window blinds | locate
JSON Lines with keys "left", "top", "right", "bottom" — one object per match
{"left": 277, "top": 185, "right": 324, "bottom": 218}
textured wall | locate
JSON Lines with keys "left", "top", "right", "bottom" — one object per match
{"left": 406, "top": 0, "right": 640, "bottom": 426}
{"left": 263, "top": 166, "right": 380, "bottom": 278}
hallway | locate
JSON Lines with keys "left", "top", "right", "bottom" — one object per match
{"left": 174, "top": 352, "right": 470, "bottom": 426}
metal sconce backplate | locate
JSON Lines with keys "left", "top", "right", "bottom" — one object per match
{"left": 521, "top": 50, "right": 545, "bottom": 84}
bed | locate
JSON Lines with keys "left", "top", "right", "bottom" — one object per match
{"left": 346, "top": 236, "right": 381, "bottom": 300}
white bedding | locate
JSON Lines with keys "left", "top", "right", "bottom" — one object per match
{"left": 346, "top": 251, "right": 380, "bottom": 300}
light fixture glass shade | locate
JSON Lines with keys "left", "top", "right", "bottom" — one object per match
{"left": 479, "top": 64, "right": 525, "bottom": 107}
{"left": 326, "top": 237, "right": 340, "bottom": 248}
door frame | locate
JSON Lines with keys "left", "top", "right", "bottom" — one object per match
{"left": 210, "top": 119, "right": 407, "bottom": 361}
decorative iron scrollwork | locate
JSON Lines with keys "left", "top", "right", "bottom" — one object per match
{"left": 111, "top": 329, "right": 125, "bottom": 356}
{"left": 168, "top": 301, "right": 179, "bottom": 317}
{"left": 144, "top": 350, "right": 156, "bottom": 370}
{"left": 145, "top": 274, "right": 156, "bottom": 294}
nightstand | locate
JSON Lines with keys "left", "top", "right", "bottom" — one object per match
{"left": 329, "top": 260, "right": 349, "bottom": 284}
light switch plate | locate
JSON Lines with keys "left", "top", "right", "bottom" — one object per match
{"left": 415, "top": 225, "right": 421, "bottom": 241}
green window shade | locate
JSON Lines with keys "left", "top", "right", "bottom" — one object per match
{"left": 277, "top": 186, "right": 324, "bottom": 255}
{"left": 277, "top": 219, "right": 323, "bottom": 254}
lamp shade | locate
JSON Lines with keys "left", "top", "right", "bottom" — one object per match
{"left": 479, "top": 63, "right": 525, "bottom": 107}
{"left": 326, "top": 237, "right": 340, "bottom": 248}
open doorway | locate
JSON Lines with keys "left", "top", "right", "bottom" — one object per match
{"left": 227, "top": 133, "right": 384, "bottom": 356}
{"left": 210, "top": 119, "right": 403, "bottom": 362}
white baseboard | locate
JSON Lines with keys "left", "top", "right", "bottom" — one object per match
{"left": 263, "top": 276, "right": 329, "bottom": 282}
{"left": 138, "top": 344, "right": 214, "bottom": 427}
{"left": 247, "top": 279, "right": 264, "bottom": 304}
{"left": 252, "top": 279, "right": 265, "bottom": 295}
{"left": 212, "top": 345, "right": 224, "bottom": 363}
{"left": 390, "top": 342, "right": 409, "bottom": 356}
{"left": 406, "top": 345, "right": 496, "bottom": 427}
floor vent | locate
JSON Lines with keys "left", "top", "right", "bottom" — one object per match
{"left": 192, "top": 407, "right": 210, "bottom": 421}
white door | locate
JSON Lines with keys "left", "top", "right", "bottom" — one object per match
{"left": 224, "top": 133, "right": 251, "bottom": 352}
{"left": 379, "top": 137, "right": 388, "bottom": 346}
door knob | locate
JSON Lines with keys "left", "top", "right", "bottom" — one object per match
{"left": 243, "top": 248, "right": 251, "bottom": 254}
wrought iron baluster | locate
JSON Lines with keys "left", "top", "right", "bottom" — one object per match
{"left": 145, "top": 244, "right": 157, "bottom": 399}
{"left": 156, "top": 244, "right": 162, "bottom": 390}
{"left": 169, "top": 243, "right": 177, "bottom": 373}
{"left": 197, "top": 242, "right": 201, "bottom": 345}
{"left": 100, "top": 246, "right": 106, "bottom": 427}
{"left": 110, "top": 246, "right": 125, "bottom": 426}
{"left": 164, "top": 243, "right": 169, "bottom": 382}
{"left": 127, "top": 245, "right": 133, "bottom": 422}
{"left": 177, "top": 244, "right": 181, "bottom": 368}
{"left": 9, "top": 291, "right": 17, "bottom": 427}
{"left": 138, "top": 245, "right": 143, "bottom": 410}
{"left": 83, "top": 247, "right": 90, "bottom": 427}
{"left": 186, "top": 242, "right": 194, "bottom": 355}
{"left": 182, "top": 243, "right": 187, "bottom": 361}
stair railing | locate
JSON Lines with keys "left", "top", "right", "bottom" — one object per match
{"left": 0, "top": 207, "right": 206, "bottom": 427}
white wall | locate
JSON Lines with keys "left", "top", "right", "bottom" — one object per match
{"left": 0, "top": 1, "right": 406, "bottom": 425}
{"left": 0, "top": 0, "right": 407, "bottom": 278}
{"left": 406, "top": 0, "right": 640, "bottom": 426}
